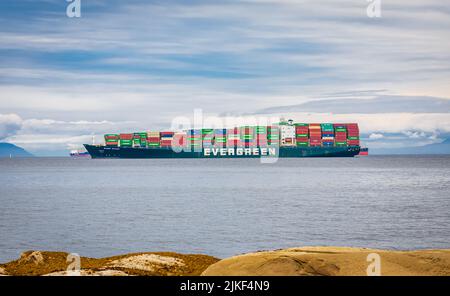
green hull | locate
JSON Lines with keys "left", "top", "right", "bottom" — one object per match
{"left": 84, "top": 145, "right": 360, "bottom": 158}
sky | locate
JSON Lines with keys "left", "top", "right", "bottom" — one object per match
{"left": 0, "top": 0, "right": 449, "bottom": 155}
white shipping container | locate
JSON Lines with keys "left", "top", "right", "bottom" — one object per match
{"left": 280, "top": 125, "right": 296, "bottom": 139}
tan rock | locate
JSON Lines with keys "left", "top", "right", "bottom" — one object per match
{"left": 108, "top": 254, "right": 185, "bottom": 272}
{"left": 18, "top": 251, "right": 45, "bottom": 265}
{"left": 202, "top": 247, "right": 450, "bottom": 276}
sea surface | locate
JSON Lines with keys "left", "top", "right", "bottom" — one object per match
{"left": 0, "top": 156, "right": 449, "bottom": 262}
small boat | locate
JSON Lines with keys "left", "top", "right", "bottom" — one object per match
{"left": 70, "top": 149, "right": 91, "bottom": 158}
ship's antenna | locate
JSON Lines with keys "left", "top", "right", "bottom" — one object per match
{"left": 92, "top": 135, "right": 95, "bottom": 145}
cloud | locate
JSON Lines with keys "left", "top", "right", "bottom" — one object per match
{"left": 1, "top": 1, "right": 450, "bottom": 153}
{"left": 256, "top": 94, "right": 450, "bottom": 114}
{"left": 0, "top": 113, "right": 22, "bottom": 140}
{"left": 0, "top": 113, "right": 140, "bottom": 154}
{"left": 243, "top": 111, "right": 450, "bottom": 134}
{"left": 369, "top": 133, "right": 384, "bottom": 140}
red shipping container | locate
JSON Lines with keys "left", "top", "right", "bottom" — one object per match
{"left": 227, "top": 140, "right": 240, "bottom": 146}
{"left": 119, "top": 134, "right": 133, "bottom": 140}
{"left": 347, "top": 140, "right": 360, "bottom": 145}
{"left": 147, "top": 137, "right": 161, "bottom": 142}
{"left": 172, "top": 135, "right": 185, "bottom": 146}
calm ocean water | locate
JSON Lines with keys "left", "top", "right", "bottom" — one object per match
{"left": 0, "top": 156, "right": 449, "bottom": 262}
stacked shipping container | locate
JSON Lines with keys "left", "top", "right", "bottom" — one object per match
{"left": 106, "top": 122, "right": 360, "bottom": 149}
{"left": 104, "top": 134, "right": 119, "bottom": 146}
{"left": 147, "top": 131, "right": 160, "bottom": 147}
{"left": 295, "top": 123, "right": 309, "bottom": 147}
{"left": 309, "top": 124, "right": 322, "bottom": 147}
{"left": 214, "top": 129, "right": 226, "bottom": 147}
{"left": 188, "top": 129, "right": 201, "bottom": 148}
{"left": 280, "top": 124, "right": 296, "bottom": 146}
{"left": 256, "top": 126, "right": 268, "bottom": 146}
{"left": 227, "top": 128, "right": 240, "bottom": 147}
{"left": 119, "top": 133, "right": 133, "bottom": 147}
{"left": 132, "top": 132, "right": 147, "bottom": 148}
{"left": 321, "top": 123, "right": 334, "bottom": 147}
{"left": 160, "top": 131, "right": 174, "bottom": 148}
{"left": 240, "top": 126, "right": 255, "bottom": 147}
{"left": 267, "top": 126, "right": 280, "bottom": 146}
{"left": 334, "top": 124, "right": 347, "bottom": 146}
{"left": 346, "top": 123, "right": 360, "bottom": 146}
{"left": 202, "top": 129, "right": 214, "bottom": 148}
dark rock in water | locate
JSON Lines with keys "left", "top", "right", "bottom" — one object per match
{"left": 0, "top": 143, "right": 33, "bottom": 157}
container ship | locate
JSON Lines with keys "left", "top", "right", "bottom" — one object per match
{"left": 84, "top": 121, "right": 361, "bottom": 158}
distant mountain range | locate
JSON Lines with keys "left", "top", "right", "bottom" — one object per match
{"left": 371, "top": 138, "right": 450, "bottom": 155}
{"left": 0, "top": 143, "right": 34, "bottom": 158}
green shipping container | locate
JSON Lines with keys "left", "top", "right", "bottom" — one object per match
{"left": 335, "top": 141, "right": 347, "bottom": 146}
{"left": 241, "top": 135, "right": 254, "bottom": 140}
{"left": 294, "top": 123, "right": 308, "bottom": 126}
{"left": 215, "top": 137, "right": 226, "bottom": 143}
{"left": 296, "top": 142, "right": 309, "bottom": 146}
{"left": 256, "top": 126, "right": 267, "bottom": 134}
{"left": 348, "top": 136, "right": 359, "bottom": 140}
{"left": 295, "top": 134, "right": 308, "bottom": 137}
{"left": 202, "top": 129, "right": 214, "bottom": 134}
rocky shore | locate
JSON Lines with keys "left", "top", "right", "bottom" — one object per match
{"left": 1, "top": 247, "right": 450, "bottom": 276}
{"left": 0, "top": 251, "right": 219, "bottom": 276}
